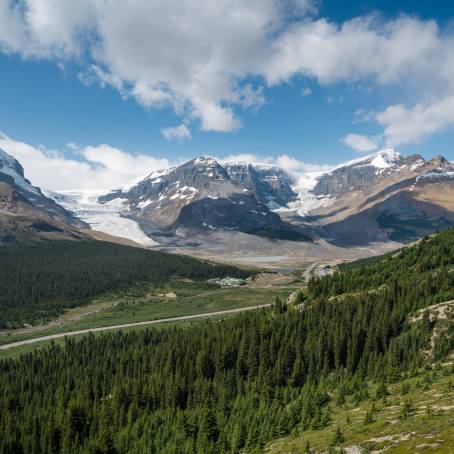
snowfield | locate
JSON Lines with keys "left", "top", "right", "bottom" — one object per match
{"left": 50, "top": 189, "right": 158, "bottom": 246}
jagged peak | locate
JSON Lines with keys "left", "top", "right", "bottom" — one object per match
{"left": 331, "top": 148, "right": 402, "bottom": 172}
{"left": 191, "top": 156, "right": 220, "bottom": 166}
{"left": 428, "top": 155, "right": 451, "bottom": 167}
{"left": 0, "top": 147, "right": 41, "bottom": 196}
{"left": 370, "top": 149, "right": 402, "bottom": 168}
{"left": 0, "top": 147, "right": 24, "bottom": 175}
{"left": 223, "top": 161, "right": 253, "bottom": 167}
{"left": 223, "top": 161, "right": 287, "bottom": 175}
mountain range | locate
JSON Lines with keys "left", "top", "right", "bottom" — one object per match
{"left": 1, "top": 147, "right": 454, "bottom": 264}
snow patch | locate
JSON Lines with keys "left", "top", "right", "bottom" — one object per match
{"left": 410, "top": 159, "right": 426, "bottom": 171}
{"left": 416, "top": 169, "right": 454, "bottom": 182}
{"left": 193, "top": 156, "right": 217, "bottom": 166}
{"left": 0, "top": 148, "right": 41, "bottom": 196}
{"left": 169, "top": 186, "right": 198, "bottom": 200}
{"left": 111, "top": 167, "right": 173, "bottom": 193}
{"left": 53, "top": 189, "right": 158, "bottom": 246}
{"left": 330, "top": 149, "right": 401, "bottom": 173}
{"left": 137, "top": 199, "right": 153, "bottom": 209}
{"left": 273, "top": 169, "right": 333, "bottom": 216}
{"left": 370, "top": 149, "right": 402, "bottom": 168}
{"left": 277, "top": 190, "right": 333, "bottom": 216}
{"left": 106, "top": 197, "right": 129, "bottom": 210}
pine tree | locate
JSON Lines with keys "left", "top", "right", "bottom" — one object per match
{"left": 331, "top": 425, "right": 345, "bottom": 445}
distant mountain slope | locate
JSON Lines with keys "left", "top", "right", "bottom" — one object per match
{"left": 311, "top": 149, "right": 406, "bottom": 196}
{"left": 45, "top": 149, "right": 454, "bottom": 256}
{"left": 303, "top": 150, "right": 454, "bottom": 245}
{"left": 224, "top": 162, "right": 297, "bottom": 207}
{"left": 0, "top": 148, "right": 87, "bottom": 243}
{"left": 97, "top": 156, "right": 309, "bottom": 242}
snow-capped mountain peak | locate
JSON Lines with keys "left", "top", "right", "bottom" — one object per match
{"left": 370, "top": 149, "right": 402, "bottom": 168}
{"left": 192, "top": 156, "right": 218, "bottom": 166}
{"left": 0, "top": 148, "right": 41, "bottom": 196}
{"left": 331, "top": 149, "right": 402, "bottom": 172}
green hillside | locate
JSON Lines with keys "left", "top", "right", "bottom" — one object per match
{"left": 0, "top": 228, "right": 453, "bottom": 453}
{"left": 267, "top": 361, "right": 454, "bottom": 453}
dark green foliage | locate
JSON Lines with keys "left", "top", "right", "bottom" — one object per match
{"left": 375, "top": 381, "right": 389, "bottom": 399}
{"left": 331, "top": 425, "right": 345, "bottom": 445}
{"left": 0, "top": 228, "right": 453, "bottom": 452}
{"left": 0, "top": 240, "right": 251, "bottom": 328}
{"left": 363, "top": 410, "right": 373, "bottom": 425}
{"left": 309, "top": 228, "right": 454, "bottom": 307}
{"left": 400, "top": 399, "right": 414, "bottom": 419}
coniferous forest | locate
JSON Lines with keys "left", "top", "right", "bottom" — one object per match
{"left": 0, "top": 240, "right": 251, "bottom": 328}
{"left": 0, "top": 229, "right": 453, "bottom": 452}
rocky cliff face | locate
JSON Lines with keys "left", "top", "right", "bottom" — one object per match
{"left": 50, "top": 149, "right": 454, "bottom": 250}
{"left": 312, "top": 149, "right": 406, "bottom": 196}
{"left": 305, "top": 150, "right": 454, "bottom": 245}
{"left": 98, "top": 157, "right": 308, "bottom": 242}
{"left": 224, "top": 163, "right": 297, "bottom": 207}
{"left": 174, "top": 193, "right": 308, "bottom": 241}
{"left": 0, "top": 148, "right": 87, "bottom": 243}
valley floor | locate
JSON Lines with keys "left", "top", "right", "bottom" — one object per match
{"left": 0, "top": 303, "right": 272, "bottom": 351}
{"left": 0, "top": 273, "right": 300, "bottom": 355}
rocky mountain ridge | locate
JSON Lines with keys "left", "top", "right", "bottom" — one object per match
{"left": 1, "top": 145, "right": 454, "bottom": 263}
{"left": 0, "top": 148, "right": 87, "bottom": 243}
{"left": 300, "top": 150, "right": 454, "bottom": 244}
{"left": 71, "top": 149, "right": 454, "bottom": 250}
{"left": 98, "top": 156, "right": 308, "bottom": 242}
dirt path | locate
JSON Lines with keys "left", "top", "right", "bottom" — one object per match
{"left": 0, "top": 303, "right": 272, "bottom": 351}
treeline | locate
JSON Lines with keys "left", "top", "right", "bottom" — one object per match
{"left": 0, "top": 240, "right": 251, "bottom": 328}
{"left": 308, "top": 227, "right": 454, "bottom": 308}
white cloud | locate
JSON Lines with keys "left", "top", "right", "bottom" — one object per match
{"left": 0, "top": 0, "right": 96, "bottom": 57}
{"left": 161, "top": 124, "right": 191, "bottom": 142}
{"left": 1, "top": 2, "right": 454, "bottom": 143}
{"left": 262, "top": 16, "right": 443, "bottom": 86}
{"left": 342, "top": 133, "right": 380, "bottom": 152}
{"left": 0, "top": 133, "right": 171, "bottom": 191}
{"left": 195, "top": 102, "right": 241, "bottom": 132}
{"left": 377, "top": 96, "right": 454, "bottom": 146}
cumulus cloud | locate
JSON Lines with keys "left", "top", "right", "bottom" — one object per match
{"left": 342, "top": 133, "right": 380, "bottom": 152}
{"left": 262, "top": 16, "right": 443, "bottom": 86}
{"left": 1, "top": 2, "right": 454, "bottom": 143}
{"left": 161, "top": 124, "right": 191, "bottom": 142}
{"left": 377, "top": 96, "right": 454, "bottom": 146}
{"left": 0, "top": 132, "right": 171, "bottom": 191}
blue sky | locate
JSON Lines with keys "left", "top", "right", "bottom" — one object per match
{"left": 0, "top": 0, "right": 453, "bottom": 190}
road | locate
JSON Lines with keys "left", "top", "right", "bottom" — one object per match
{"left": 0, "top": 303, "right": 272, "bottom": 351}
{"left": 303, "top": 262, "right": 318, "bottom": 282}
